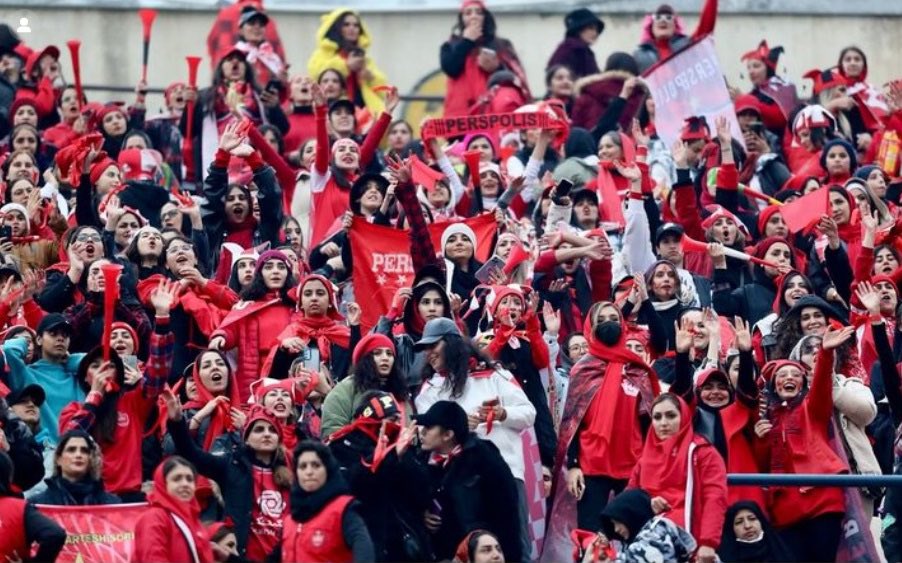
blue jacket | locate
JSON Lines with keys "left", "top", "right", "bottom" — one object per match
{"left": 2, "top": 338, "right": 85, "bottom": 443}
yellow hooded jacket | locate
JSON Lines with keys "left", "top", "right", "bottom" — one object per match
{"left": 307, "top": 8, "right": 388, "bottom": 114}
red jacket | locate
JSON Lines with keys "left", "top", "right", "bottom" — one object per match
{"left": 629, "top": 438, "right": 728, "bottom": 549}
{"left": 757, "top": 348, "right": 848, "bottom": 527}
{"left": 283, "top": 109, "right": 316, "bottom": 154}
{"left": 281, "top": 495, "right": 354, "bottom": 563}
{"left": 210, "top": 297, "right": 294, "bottom": 402}
{"left": 0, "top": 497, "right": 27, "bottom": 560}
{"left": 132, "top": 506, "right": 214, "bottom": 563}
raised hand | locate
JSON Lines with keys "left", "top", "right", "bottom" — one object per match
{"left": 822, "top": 325, "right": 855, "bottom": 350}
{"left": 161, "top": 389, "right": 183, "bottom": 421}
{"left": 674, "top": 317, "right": 693, "bottom": 353}
{"left": 150, "top": 278, "right": 179, "bottom": 316}
{"left": 855, "top": 281, "right": 882, "bottom": 316}
{"left": 218, "top": 121, "right": 243, "bottom": 152}
{"left": 310, "top": 83, "right": 326, "bottom": 107}
{"left": 731, "top": 316, "right": 752, "bottom": 352}
{"left": 346, "top": 302, "right": 361, "bottom": 326}
{"left": 714, "top": 115, "right": 732, "bottom": 146}
{"left": 542, "top": 301, "right": 561, "bottom": 336}
{"left": 671, "top": 139, "right": 688, "bottom": 169}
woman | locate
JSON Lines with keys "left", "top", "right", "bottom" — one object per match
{"left": 0, "top": 451, "right": 67, "bottom": 562}
{"left": 132, "top": 456, "right": 214, "bottom": 563}
{"left": 208, "top": 250, "right": 296, "bottom": 402}
{"left": 317, "top": 68, "right": 347, "bottom": 103}
{"left": 165, "top": 392, "right": 293, "bottom": 560}
{"left": 440, "top": 0, "right": 530, "bottom": 117}
{"left": 546, "top": 8, "right": 603, "bottom": 79}
{"left": 752, "top": 270, "right": 813, "bottom": 362}
{"left": 838, "top": 46, "right": 889, "bottom": 118}
{"left": 718, "top": 501, "right": 795, "bottom": 563}
{"left": 441, "top": 222, "right": 483, "bottom": 331}
{"left": 821, "top": 138, "right": 856, "bottom": 184}
{"left": 585, "top": 132, "right": 652, "bottom": 228}
{"left": 224, "top": 247, "right": 258, "bottom": 294}
{"left": 122, "top": 225, "right": 165, "bottom": 281}
{"left": 754, "top": 326, "right": 854, "bottom": 561}
{"left": 3, "top": 149, "right": 38, "bottom": 186}
{"left": 102, "top": 199, "right": 146, "bottom": 255}
{"left": 628, "top": 393, "right": 727, "bottom": 561}
{"left": 740, "top": 40, "right": 799, "bottom": 134}
{"left": 273, "top": 440, "right": 374, "bottom": 562}
{"left": 712, "top": 236, "right": 796, "bottom": 326}
{"left": 327, "top": 391, "right": 431, "bottom": 561}
{"left": 36, "top": 225, "right": 107, "bottom": 313}
{"left": 138, "top": 236, "right": 238, "bottom": 378}
{"left": 545, "top": 302, "right": 659, "bottom": 547}
{"left": 455, "top": 530, "right": 506, "bottom": 563}
{"left": 253, "top": 368, "right": 331, "bottom": 452}
{"left": 283, "top": 75, "right": 316, "bottom": 157}
{"left": 321, "top": 333, "right": 411, "bottom": 437}
{"left": 772, "top": 295, "right": 860, "bottom": 380}
{"left": 414, "top": 317, "right": 535, "bottom": 561}
{"left": 373, "top": 274, "right": 455, "bottom": 389}
{"left": 30, "top": 430, "right": 121, "bottom": 506}
{"left": 0, "top": 202, "right": 58, "bottom": 273}
{"left": 308, "top": 9, "right": 388, "bottom": 114}
{"left": 270, "top": 274, "right": 358, "bottom": 382}
{"left": 386, "top": 120, "right": 414, "bottom": 159}
{"left": 642, "top": 260, "right": 691, "bottom": 351}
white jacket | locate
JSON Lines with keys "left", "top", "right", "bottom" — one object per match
{"left": 415, "top": 367, "right": 536, "bottom": 480}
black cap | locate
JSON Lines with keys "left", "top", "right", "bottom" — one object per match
{"left": 655, "top": 3, "right": 675, "bottom": 15}
{"left": 0, "top": 263, "right": 22, "bottom": 282}
{"left": 36, "top": 313, "right": 72, "bottom": 336}
{"left": 571, "top": 188, "right": 599, "bottom": 206}
{"left": 413, "top": 318, "right": 461, "bottom": 350}
{"left": 564, "top": 8, "right": 604, "bottom": 36}
{"left": 655, "top": 222, "right": 684, "bottom": 245}
{"left": 239, "top": 6, "right": 269, "bottom": 27}
{"left": 6, "top": 383, "right": 45, "bottom": 407}
{"left": 413, "top": 400, "right": 469, "bottom": 442}
{"left": 349, "top": 173, "right": 390, "bottom": 215}
{"left": 328, "top": 98, "right": 356, "bottom": 116}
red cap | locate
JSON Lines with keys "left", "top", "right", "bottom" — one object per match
{"left": 110, "top": 321, "right": 140, "bottom": 355}
{"left": 701, "top": 204, "right": 750, "bottom": 237}
{"left": 352, "top": 333, "right": 396, "bottom": 366}
{"left": 680, "top": 116, "right": 710, "bottom": 142}
{"left": 803, "top": 68, "right": 847, "bottom": 96}
{"left": 89, "top": 156, "right": 118, "bottom": 185}
{"left": 740, "top": 40, "right": 783, "bottom": 70}
{"left": 734, "top": 94, "right": 762, "bottom": 116}
{"left": 24, "top": 45, "right": 60, "bottom": 78}
{"left": 242, "top": 404, "right": 282, "bottom": 441}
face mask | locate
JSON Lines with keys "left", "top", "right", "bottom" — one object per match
{"left": 594, "top": 320, "right": 621, "bottom": 346}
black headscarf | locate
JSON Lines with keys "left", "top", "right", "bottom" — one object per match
{"left": 599, "top": 489, "right": 655, "bottom": 542}
{"left": 0, "top": 450, "right": 15, "bottom": 497}
{"left": 289, "top": 441, "right": 352, "bottom": 522}
{"left": 718, "top": 501, "right": 794, "bottom": 562}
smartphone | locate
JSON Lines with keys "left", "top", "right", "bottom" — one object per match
{"left": 431, "top": 499, "right": 443, "bottom": 516}
{"left": 123, "top": 355, "right": 139, "bottom": 370}
{"left": 749, "top": 121, "right": 766, "bottom": 137}
{"left": 555, "top": 179, "right": 574, "bottom": 200}
{"left": 265, "top": 79, "right": 284, "bottom": 95}
{"left": 0, "top": 226, "right": 11, "bottom": 240}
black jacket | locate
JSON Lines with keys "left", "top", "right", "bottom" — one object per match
{"left": 419, "top": 434, "right": 523, "bottom": 562}
{"left": 29, "top": 475, "right": 121, "bottom": 506}
{"left": 168, "top": 417, "right": 289, "bottom": 559}
{"left": 330, "top": 428, "right": 433, "bottom": 561}
{"left": 0, "top": 412, "right": 44, "bottom": 492}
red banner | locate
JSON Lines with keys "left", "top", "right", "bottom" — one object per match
{"left": 37, "top": 503, "right": 147, "bottom": 562}
{"left": 350, "top": 214, "right": 497, "bottom": 332}
{"left": 420, "top": 111, "right": 560, "bottom": 141}
{"left": 642, "top": 35, "right": 744, "bottom": 150}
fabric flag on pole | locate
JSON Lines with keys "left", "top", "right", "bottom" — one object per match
{"left": 642, "top": 35, "right": 743, "bottom": 150}
{"left": 36, "top": 503, "right": 148, "bottom": 562}
{"left": 350, "top": 213, "right": 497, "bottom": 333}
{"left": 780, "top": 187, "right": 830, "bottom": 233}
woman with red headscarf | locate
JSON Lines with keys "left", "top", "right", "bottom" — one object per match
{"left": 132, "top": 456, "right": 214, "bottom": 563}
{"left": 268, "top": 274, "right": 358, "bottom": 385}
{"left": 208, "top": 250, "right": 297, "bottom": 401}
{"left": 544, "top": 301, "right": 659, "bottom": 563}
{"left": 628, "top": 393, "right": 727, "bottom": 563}
{"left": 753, "top": 326, "right": 854, "bottom": 562}
{"left": 739, "top": 40, "right": 799, "bottom": 135}
{"left": 584, "top": 130, "right": 653, "bottom": 230}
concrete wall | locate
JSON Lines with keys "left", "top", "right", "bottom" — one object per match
{"left": 3, "top": 7, "right": 900, "bottom": 113}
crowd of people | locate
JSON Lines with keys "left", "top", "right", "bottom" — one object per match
{"left": 0, "top": 0, "right": 901, "bottom": 561}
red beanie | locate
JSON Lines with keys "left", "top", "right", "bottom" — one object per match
{"left": 111, "top": 321, "right": 140, "bottom": 355}
{"left": 242, "top": 404, "right": 282, "bottom": 441}
{"left": 757, "top": 205, "right": 782, "bottom": 236}
{"left": 351, "top": 333, "right": 395, "bottom": 366}
{"left": 89, "top": 157, "right": 118, "bottom": 185}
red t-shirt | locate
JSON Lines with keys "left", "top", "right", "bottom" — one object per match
{"left": 246, "top": 466, "right": 289, "bottom": 562}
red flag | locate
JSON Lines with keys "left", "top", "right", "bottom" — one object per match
{"left": 350, "top": 213, "right": 498, "bottom": 332}
{"left": 781, "top": 187, "right": 830, "bottom": 233}
{"left": 409, "top": 154, "right": 444, "bottom": 192}
{"left": 37, "top": 503, "right": 147, "bottom": 562}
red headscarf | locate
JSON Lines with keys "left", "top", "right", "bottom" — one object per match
{"left": 147, "top": 461, "right": 214, "bottom": 563}
{"left": 291, "top": 275, "right": 350, "bottom": 362}
{"left": 183, "top": 350, "right": 242, "bottom": 451}
{"left": 633, "top": 395, "right": 697, "bottom": 521}
{"left": 595, "top": 132, "right": 637, "bottom": 229}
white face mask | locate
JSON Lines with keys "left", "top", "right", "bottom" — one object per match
{"left": 736, "top": 531, "right": 765, "bottom": 544}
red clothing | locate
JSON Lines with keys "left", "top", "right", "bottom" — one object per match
{"left": 42, "top": 121, "right": 81, "bottom": 150}
{"left": 281, "top": 495, "right": 355, "bottom": 563}
{"left": 713, "top": 400, "right": 766, "bottom": 509}
{"left": 138, "top": 275, "right": 238, "bottom": 338}
{"left": 758, "top": 348, "right": 848, "bottom": 528}
{"left": 283, "top": 108, "right": 316, "bottom": 154}
{"left": 628, "top": 398, "right": 728, "bottom": 549}
{"left": 0, "top": 497, "right": 27, "bottom": 560}
{"left": 210, "top": 296, "right": 294, "bottom": 402}
{"left": 247, "top": 466, "right": 289, "bottom": 562}
{"left": 443, "top": 49, "right": 489, "bottom": 118}
{"left": 132, "top": 464, "right": 213, "bottom": 563}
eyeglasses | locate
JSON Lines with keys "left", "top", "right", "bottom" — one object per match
{"left": 161, "top": 210, "right": 180, "bottom": 220}
{"left": 653, "top": 12, "right": 674, "bottom": 21}
{"left": 75, "top": 233, "right": 101, "bottom": 243}
{"left": 568, "top": 344, "right": 589, "bottom": 354}
{"left": 166, "top": 245, "right": 193, "bottom": 254}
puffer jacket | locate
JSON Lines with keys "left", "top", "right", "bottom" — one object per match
{"left": 832, "top": 373, "right": 881, "bottom": 476}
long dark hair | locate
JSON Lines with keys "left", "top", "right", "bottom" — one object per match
{"left": 239, "top": 266, "right": 296, "bottom": 303}
{"left": 426, "top": 334, "right": 496, "bottom": 399}
{"left": 76, "top": 347, "right": 126, "bottom": 444}
{"left": 467, "top": 530, "right": 502, "bottom": 561}
{"left": 453, "top": 9, "right": 497, "bottom": 41}
{"left": 325, "top": 11, "right": 363, "bottom": 52}
{"left": 352, "top": 353, "right": 409, "bottom": 401}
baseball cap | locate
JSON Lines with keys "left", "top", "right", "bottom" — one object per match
{"left": 413, "top": 318, "right": 461, "bottom": 350}
{"left": 413, "top": 400, "right": 469, "bottom": 442}
{"left": 6, "top": 383, "right": 45, "bottom": 407}
{"left": 239, "top": 6, "right": 269, "bottom": 27}
{"left": 571, "top": 189, "right": 599, "bottom": 206}
{"left": 328, "top": 98, "right": 356, "bottom": 116}
{"left": 36, "top": 313, "right": 72, "bottom": 335}
{"left": 655, "top": 222, "right": 684, "bottom": 245}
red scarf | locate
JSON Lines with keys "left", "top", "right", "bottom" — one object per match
{"left": 633, "top": 397, "right": 696, "bottom": 515}
{"left": 292, "top": 314, "right": 350, "bottom": 363}
{"left": 138, "top": 275, "right": 229, "bottom": 337}
{"left": 147, "top": 463, "right": 213, "bottom": 563}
